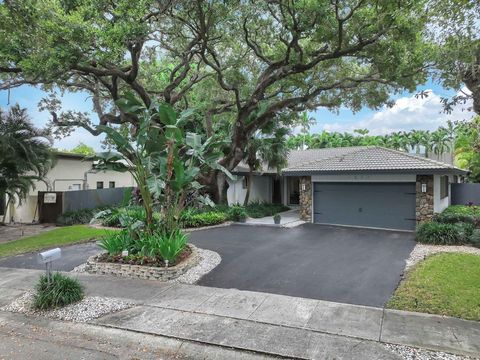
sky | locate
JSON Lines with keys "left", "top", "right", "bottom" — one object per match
{"left": 0, "top": 80, "right": 474, "bottom": 151}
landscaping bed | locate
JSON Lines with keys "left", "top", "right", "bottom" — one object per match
{"left": 96, "top": 244, "right": 192, "bottom": 267}
{"left": 389, "top": 252, "right": 480, "bottom": 321}
{"left": 86, "top": 244, "right": 201, "bottom": 281}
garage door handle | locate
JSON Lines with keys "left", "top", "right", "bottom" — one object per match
{"left": 358, "top": 207, "right": 363, "bottom": 212}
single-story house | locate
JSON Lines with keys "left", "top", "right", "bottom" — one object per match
{"left": 1, "top": 152, "right": 136, "bottom": 223}
{"left": 228, "top": 146, "right": 468, "bottom": 230}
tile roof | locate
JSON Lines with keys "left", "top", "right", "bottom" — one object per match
{"left": 282, "top": 146, "right": 467, "bottom": 174}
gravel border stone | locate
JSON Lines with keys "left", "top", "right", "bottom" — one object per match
{"left": 405, "top": 244, "right": 480, "bottom": 271}
{"left": 385, "top": 343, "right": 478, "bottom": 360}
{"left": 1, "top": 292, "right": 132, "bottom": 323}
{"left": 169, "top": 248, "right": 221, "bottom": 284}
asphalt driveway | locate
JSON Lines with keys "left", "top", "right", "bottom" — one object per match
{"left": 0, "top": 223, "right": 415, "bottom": 307}
{"left": 189, "top": 224, "right": 415, "bottom": 307}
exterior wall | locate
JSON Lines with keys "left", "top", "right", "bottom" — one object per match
{"left": 416, "top": 175, "right": 434, "bottom": 224}
{"left": 299, "top": 176, "right": 312, "bottom": 221}
{"left": 5, "top": 156, "right": 136, "bottom": 223}
{"left": 433, "top": 174, "right": 452, "bottom": 213}
{"left": 227, "top": 175, "right": 272, "bottom": 205}
{"left": 86, "top": 170, "right": 136, "bottom": 189}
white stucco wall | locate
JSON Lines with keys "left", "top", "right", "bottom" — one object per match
{"left": 227, "top": 175, "right": 272, "bottom": 205}
{"left": 86, "top": 170, "right": 136, "bottom": 189}
{"left": 433, "top": 174, "right": 453, "bottom": 213}
{"left": 5, "top": 156, "right": 136, "bottom": 223}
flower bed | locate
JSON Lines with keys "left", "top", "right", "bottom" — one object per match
{"left": 85, "top": 244, "right": 200, "bottom": 281}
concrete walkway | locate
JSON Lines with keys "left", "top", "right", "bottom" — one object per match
{"left": 0, "top": 267, "right": 479, "bottom": 359}
{"left": 244, "top": 209, "right": 304, "bottom": 227}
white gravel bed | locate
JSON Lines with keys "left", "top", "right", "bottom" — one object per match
{"left": 406, "top": 244, "right": 480, "bottom": 271}
{"left": 169, "top": 248, "right": 221, "bottom": 284}
{"left": 385, "top": 344, "right": 478, "bottom": 360}
{"left": 2, "top": 292, "right": 132, "bottom": 322}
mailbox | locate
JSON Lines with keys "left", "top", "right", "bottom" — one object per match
{"left": 38, "top": 248, "right": 62, "bottom": 264}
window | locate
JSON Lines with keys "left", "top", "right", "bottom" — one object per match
{"left": 96, "top": 181, "right": 104, "bottom": 189}
{"left": 109, "top": 181, "right": 115, "bottom": 189}
{"left": 453, "top": 175, "right": 458, "bottom": 184}
{"left": 69, "top": 184, "right": 81, "bottom": 191}
{"left": 242, "top": 176, "right": 248, "bottom": 189}
{"left": 440, "top": 176, "right": 449, "bottom": 199}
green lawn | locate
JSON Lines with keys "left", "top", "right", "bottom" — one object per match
{"left": 0, "top": 225, "right": 113, "bottom": 258}
{"left": 387, "top": 253, "right": 480, "bottom": 321}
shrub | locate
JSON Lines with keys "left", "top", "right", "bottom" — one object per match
{"left": 416, "top": 222, "right": 463, "bottom": 245}
{"left": 99, "top": 230, "right": 134, "bottom": 255}
{"left": 471, "top": 229, "right": 480, "bottom": 248}
{"left": 155, "top": 230, "right": 188, "bottom": 263}
{"left": 245, "top": 201, "right": 289, "bottom": 218}
{"left": 457, "top": 222, "right": 475, "bottom": 243}
{"left": 57, "top": 207, "right": 108, "bottom": 226}
{"left": 432, "top": 213, "right": 477, "bottom": 225}
{"left": 228, "top": 205, "right": 248, "bottom": 221}
{"left": 33, "top": 273, "right": 84, "bottom": 310}
{"left": 94, "top": 206, "right": 154, "bottom": 228}
{"left": 181, "top": 211, "right": 227, "bottom": 228}
{"left": 442, "top": 205, "right": 480, "bottom": 217}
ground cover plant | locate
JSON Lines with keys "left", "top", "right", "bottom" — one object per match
{"left": 0, "top": 225, "right": 111, "bottom": 258}
{"left": 388, "top": 253, "right": 480, "bottom": 321}
{"left": 416, "top": 205, "right": 479, "bottom": 245}
{"left": 56, "top": 207, "right": 110, "bottom": 226}
{"left": 33, "top": 272, "right": 84, "bottom": 310}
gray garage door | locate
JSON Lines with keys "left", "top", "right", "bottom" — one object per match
{"left": 313, "top": 182, "right": 416, "bottom": 230}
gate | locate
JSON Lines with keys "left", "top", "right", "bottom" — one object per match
{"left": 38, "top": 192, "right": 64, "bottom": 223}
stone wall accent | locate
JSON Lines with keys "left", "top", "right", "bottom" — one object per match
{"left": 85, "top": 244, "right": 200, "bottom": 281}
{"left": 416, "top": 175, "right": 434, "bottom": 224}
{"left": 299, "top": 176, "right": 312, "bottom": 222}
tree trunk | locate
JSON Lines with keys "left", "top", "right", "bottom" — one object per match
{"left": 2, "top": 195, "right": 11, "bottom": 224}
{"left": 243, "top": 168, "right": 253, "bottom": 206}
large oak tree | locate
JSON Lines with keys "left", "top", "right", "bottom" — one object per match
{"left": 1, "top": 0, "right": 437, "bottom": 200}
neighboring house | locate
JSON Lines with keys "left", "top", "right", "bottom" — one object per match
{"left": 228, "top": 146, "right": 468, "bottom": 231}
{"left": 2, "top": 152, "right": 136, "bottom": 223}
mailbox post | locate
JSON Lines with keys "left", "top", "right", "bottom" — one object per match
{"left": 38, "top": 248, "right": 61, "bottom": 284}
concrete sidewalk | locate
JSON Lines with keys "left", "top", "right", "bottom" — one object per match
{"left": 0, "top": 267, "right": 479, "bottom": 359}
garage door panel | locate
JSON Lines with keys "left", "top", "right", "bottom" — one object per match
{"left": 313, "top": 183, "right": 416, "bottom": 230}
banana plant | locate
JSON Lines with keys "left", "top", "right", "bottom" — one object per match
{"left": 91, "top": 93, "right": 234, "bottom": 233}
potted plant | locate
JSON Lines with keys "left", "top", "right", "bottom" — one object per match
{"left": 273, "top": 213, "right": 281, "bottom": 224}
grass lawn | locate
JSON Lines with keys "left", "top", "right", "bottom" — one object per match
{"left": 0, "top": 225, "right": 113, "bottom": 258}
{"left": 387, "top": 253, "right": 480, "bottom": 321}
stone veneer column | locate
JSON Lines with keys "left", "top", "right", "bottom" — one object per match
{"left": 416, "top": 175, "right": 434, "bottom": 224}
{"left": 299, "top": 176, "right": 312, "bottom": 222}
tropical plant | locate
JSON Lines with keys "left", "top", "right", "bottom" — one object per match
{"left": 0, "top": 105, "right": 55, "bottom": 223}
{"left": 92, "top": 94, "right": 233, "bottom": 233}
{"left": 33, "top": 273, "right": 84, "bottom": 310}
{"left": 243, "top": 125, "right": 289, "bottom": 205}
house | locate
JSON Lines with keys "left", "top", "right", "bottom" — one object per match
{"left": 1, "top": 152, "right": 136, "bottom": 223}
{"left": 228, "top": 146, "right": 468, "bottom": 230}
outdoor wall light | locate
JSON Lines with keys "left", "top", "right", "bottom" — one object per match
{"left": 421, "top": 183, "right": 427, "bottom": 193}
{"left": 301, "top": 183, "right": 306, "bottom": 191}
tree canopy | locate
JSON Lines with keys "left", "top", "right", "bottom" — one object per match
{"left": 1, "top": 0, "right": 477, "bottom": 196}
{"left": 0, "top": 105, "right": 54, "bottom": 223}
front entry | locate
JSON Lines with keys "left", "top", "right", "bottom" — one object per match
{"left": 313, "top": 182, "right": 416, "bottom": 230}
